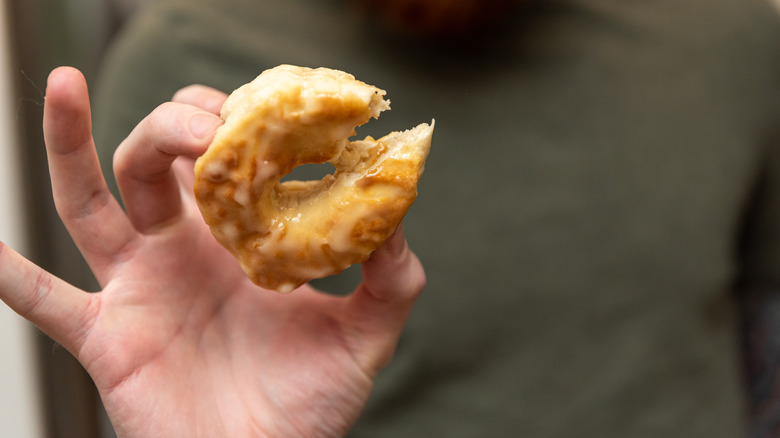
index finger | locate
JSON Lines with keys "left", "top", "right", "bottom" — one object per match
{"left": 172, "top": 85, "right": 228, "bottom": 115}
{"left": 112, "top": 102, "right": 222, "bottom": 233}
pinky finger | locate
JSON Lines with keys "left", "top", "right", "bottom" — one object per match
{"left": 0, "top": 242, "right": 97, "bottom": 355}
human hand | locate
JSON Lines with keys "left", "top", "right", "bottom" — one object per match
{"left": 0, "top": 67, "right": 426, "bottom": 437}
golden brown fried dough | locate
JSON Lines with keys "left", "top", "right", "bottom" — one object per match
{"left": 194, "top": 65, "right": 433, "bottom": 293}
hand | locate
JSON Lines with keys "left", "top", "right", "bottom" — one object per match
{"left": 0, "top": 67, "right": 426, "bottom": 437}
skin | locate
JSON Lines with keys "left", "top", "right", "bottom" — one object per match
{"left": 0, "top": 67, "right": 426, "bottom": 437}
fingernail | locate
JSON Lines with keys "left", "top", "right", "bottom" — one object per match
{"left": 190, "top": 113, "right": 221, "bottom": 138}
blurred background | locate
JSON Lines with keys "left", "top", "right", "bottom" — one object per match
{"left": 3, "top": 0, "right": 779, "bottom": 437}
{"left": 1, "top": 0, "right": 151, "bottom": 436}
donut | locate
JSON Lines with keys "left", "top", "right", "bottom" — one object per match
{"left": 193, "top": 65, "right": 433, "bottom": 293}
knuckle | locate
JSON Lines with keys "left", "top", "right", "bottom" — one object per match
{"left": 114, "top": 102, "right": 193, "bottom": 175}
{"left": 22, "top": 270, "right": 54, "bottom": 318}
{"left": 400, "top": 251, "right": 426, "bottom": 297}
{"left": 173, "top": 84, "right": 226, "bottom": 106}
{"left": 58, "top": 186, "right": 112, "bottom": 221}
{"left": 410, "top": 267, "right": 427, "bottom": 297}
{"left": 171, "top": 84, "right": 202, "bottom": 102}
{"left": 148, "top": 102, "right": 187, "bottom": 139}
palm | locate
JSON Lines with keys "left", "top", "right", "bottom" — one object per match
{"left": 84, "top": 206, "right": 370, "bottom": 437}
{"left": 0, "top": 68, "right": 425, "bottom": 438}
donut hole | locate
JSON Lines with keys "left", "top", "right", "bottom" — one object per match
{"left": 275, "top": 162, "right": 338, "bottom": 209}
{"left": 279, "top": 162, "right": 337, "bottom": 183}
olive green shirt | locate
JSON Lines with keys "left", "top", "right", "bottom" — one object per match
{"left": 93, "top": 0, "right": 780, "bottom": 436}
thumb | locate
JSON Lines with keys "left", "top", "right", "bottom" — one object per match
{"left": 342, "top": 225, "right": 426, "bottom": 376}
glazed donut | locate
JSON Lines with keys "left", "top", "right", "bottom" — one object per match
{"left": 193, "top": 65, "right": 433, "bottom": 293}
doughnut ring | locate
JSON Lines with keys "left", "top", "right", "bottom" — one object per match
{"left": 193, "top": 65, "right": 433, "bottom": 293}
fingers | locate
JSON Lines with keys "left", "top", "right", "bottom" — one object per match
{"left": 172, "top": 85, "right": 228, "bottom": 115}
{"left": 113, "top": 102, "right": 222, "bottom": 232}
{"left": 43, "top": 67, "right": 137, "bottom": 282}
{"left": 169, "top": 85, "right": 227, "bottom": 201}
{"left": 343, "top": 225, "right": 426, "bottom": 375}
{"left": 172, "top": 156, "right": 199, "bottom": 200}
{"left": 0, "top": 242, "right": 97, "bottom": 355}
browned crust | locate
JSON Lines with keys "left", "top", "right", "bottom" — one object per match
{"left": 193, "top": 65, "right": 432, "bottom": 292}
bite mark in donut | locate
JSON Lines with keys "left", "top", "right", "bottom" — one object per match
{"left": 193, "top": 65, "right": 433, "bottom": 293}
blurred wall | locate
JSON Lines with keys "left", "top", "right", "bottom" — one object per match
{"left": 0, "top": 1, "right": 44, "bottom": 437}
{"left": 4, "top": 0, "right": 136, "bottom": 436}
